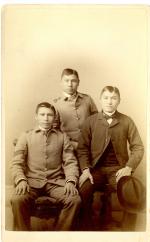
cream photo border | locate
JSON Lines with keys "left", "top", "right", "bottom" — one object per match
{"left": 1, "top": 3, "right": 150, "bottom": 242}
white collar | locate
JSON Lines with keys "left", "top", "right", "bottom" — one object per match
{"left": 63, "top": 91, "right": 77, "bottom": 98}
{"left": 103, "top": 110, "right": 116, "bottom": 116}
{"left": 38, "top": 126, "right": 51, "bottom": 132}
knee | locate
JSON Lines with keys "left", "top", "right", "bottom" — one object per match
{"left": 11, "top": 194, "right": 29, "bottom": 207}
{"left": 66, "top": 195, "right": 82, "bottom": 207}
{"left": 73, "top": 195, "right": 82, "bottom": 206}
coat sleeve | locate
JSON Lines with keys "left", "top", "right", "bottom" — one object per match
{"left": 52, "top": 106, "right": 61, "bottom": 129}
{"left": 89, "top": 96, "right": 98, "bottom": 115}
{"left": 77, "top": 117, "right": 92, "bottom": 171}
{"left": 62, "top": 133, "right": 79, "bottom": 185}
{"left": 10, "top": 132, "right": 28, "bottom": 185}
{"left": 126, "top": 118, "right": 144, "bottom": 170}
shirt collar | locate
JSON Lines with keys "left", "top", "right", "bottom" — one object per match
{"left": 62, "top": 91, "right": 84, "bottom": 101}
{"left": 62, "top": 91, "right": 77, "bottom": 100}
{"left": 103, "top": 110, "right": 116, "bottom": 116}
{"left": 34, "top": 126, "right": 57, "bottom": 133}
{"left": 98, "top": 110, "right": 119, "bottom": 119}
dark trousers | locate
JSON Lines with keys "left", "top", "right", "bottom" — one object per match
{"left": 11, "top": 183, "right": 81, "bottom": 231}
{"left": 79, "top": 165, "right": 121, "bottom": 230}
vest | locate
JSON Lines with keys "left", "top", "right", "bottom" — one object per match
{"left": 97, "top": 140, "right": 119, "bottom": 167}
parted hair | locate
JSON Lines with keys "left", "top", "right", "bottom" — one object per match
{"left": 100, "top": 86, "right": 120, "bottom": 99}
{"left": 35, "top": 102, "right": 56, "bottom": 116}
{"left": 61, "top": 68, "right": 79, "bottom": 80}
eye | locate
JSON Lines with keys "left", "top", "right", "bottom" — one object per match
{"left": 71, "top": 79, "right": 78, "bottom": 83}
{"left": 112, "top": 96, "right": 118, "bottom": 100}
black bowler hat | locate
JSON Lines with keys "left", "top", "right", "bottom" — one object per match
{"left": 117, "top": 176, "right": 146, "bottom": 213}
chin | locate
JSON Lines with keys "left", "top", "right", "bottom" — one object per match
{"left": 104, "top": 109, "right": 113, "bottom": 113}
{"left": 42, "top": 125, "right": 51, "bottom": 129}
{"left": 66, "top": 90, "right": 74, "bottom": 94}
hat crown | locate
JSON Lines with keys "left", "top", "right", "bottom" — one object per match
{"left": 117, "top": 176, "right": 146, "bottom": 212}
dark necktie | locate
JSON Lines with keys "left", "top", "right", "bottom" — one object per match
{"left": 103, "top": 113, "right": 116, "bottom": 120}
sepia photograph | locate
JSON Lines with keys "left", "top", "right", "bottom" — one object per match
{"left": 1, "top": 3, "right": 149, "bottom": 242}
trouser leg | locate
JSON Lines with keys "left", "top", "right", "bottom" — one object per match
{"left": 45, "top": 183, "right": 81, "bottom": 231}
{"left": 79, "top": 179, "right": 94, "bottom": 230}
{"left": 100, "top": 166, "right": 121, "bottom": 228}
{"left": 11, "top": 187, "right": 39, "bottom": 231}
{"left": 79, "top": 169, "right": 107, "bottom": 231}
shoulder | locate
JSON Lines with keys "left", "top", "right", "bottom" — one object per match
{"left": 116, "top": 111, "right": 136, "bottom": 125}
{"left": 83, "top": 113, "right": 99, "bottom": 127}
{"left": 117, "top": 111, "right": 133, "bottom": 120}
{"left": 53, "top": 96, "right": 61, "bottom": 103}
{"left": 25, "top": 129, "right": 34, "bottom": 134}
{"left": 18, "top": 129, "right": 34, "bottom": 140}
{"left": 78, "top": 92, "right": 92, "bottom": 99}
{"left": 54, "top": 129, "right": 70, "bottom": 143}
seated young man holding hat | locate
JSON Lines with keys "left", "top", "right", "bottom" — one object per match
{"left": 77, "top": 86, "right": 144, "bottom": 230}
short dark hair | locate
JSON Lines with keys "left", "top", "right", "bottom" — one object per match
{"left": 35, "top": 102, "right": 56, "bottom": 115}
{"left": 100, "top": 86, "right": 120, "bottom": 99}
{"left": 61, "top": 68, "right": 79, "bottom": 80}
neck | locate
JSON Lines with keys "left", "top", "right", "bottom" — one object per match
{"left": 39, "top": 126, "right": 51, "bottom": 131}
{"left": 63, "top": 91, "right": 77, "bottom": 97}
{"left": 103, "top": 110, "right": 116, "bottom": 116}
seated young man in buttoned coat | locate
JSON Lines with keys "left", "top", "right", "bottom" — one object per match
{"left": 77, "top": 86, "right": 144, "bottom": 230}
{"left": 53, "top": 68, "right": 98, "bottom": 150}
{"left": 11, "top": 102, "right": 81, "bottom": 231}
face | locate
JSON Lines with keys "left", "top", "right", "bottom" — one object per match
{"left": 61, "top": 74, "right": 79, "bottom": 95}
{"left": 35, "top": 107, "right": 55, "bottom": 129}
{"left": 100, "top": 90, "right": 120, "bottom": 113}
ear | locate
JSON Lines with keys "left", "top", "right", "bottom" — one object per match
{"left": 35, "top": 114, "right": 38, "bottom": 121}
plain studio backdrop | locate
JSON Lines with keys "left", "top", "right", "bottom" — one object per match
{"left": 2, "top": 4, "right": 148, "bottom": 234}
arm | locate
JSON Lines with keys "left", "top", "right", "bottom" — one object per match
{"left": 89, "top": 96, "right": 98, "bottom": 115}
{"left": 77, "top": 118, "right": 94, "bottom": 187}
{"left": 126, "top": 118, "right": 144, "bottom": 170}
{"left": 77, "top": 117, "right": 92, "bottom": 171}
{"left": 11, "top": 132, "right": 28, "bottom": 186}
{"left": 62, "top": 133, "right": 79, "bottom": 195}
{"left": 52, "top": 108, "right": 61, "bottom": 129}
{"left": 116, "top": 118, "right": 144, "bottom": 182}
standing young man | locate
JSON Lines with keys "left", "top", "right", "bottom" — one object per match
{"left": 77, "top": 86, "right": 144, "bottom": 230}
{"left": 53, "top": 68, "right": 98, "bottom": 149}
{"left": 11, "top": 102, "right": 81, "bottom": 231}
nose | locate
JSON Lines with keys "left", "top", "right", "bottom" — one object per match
{"left": 44, "top": 114, "right": 48, "bottom": 121}
{"left": 108, "top": 98, "right": 112, "bottom": 105}
{"left": 67, "top": 80, "right": 72, "bottom": 87}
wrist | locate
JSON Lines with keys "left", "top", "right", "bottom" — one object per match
{"left": 66, "top": 180, "right": 76, "bottom": 186}
{"left": 82, "top": 167, "right": 90, "bottom": 173}
{"left": 16, "top": 178, "right": 27, "bottom": 186}
{"left": 125, "top": 166, "right": 132, "bottom": 172}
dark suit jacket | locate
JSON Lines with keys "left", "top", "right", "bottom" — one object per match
{"left": 77, "top": 111, "right": 144, "bottom": 172}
